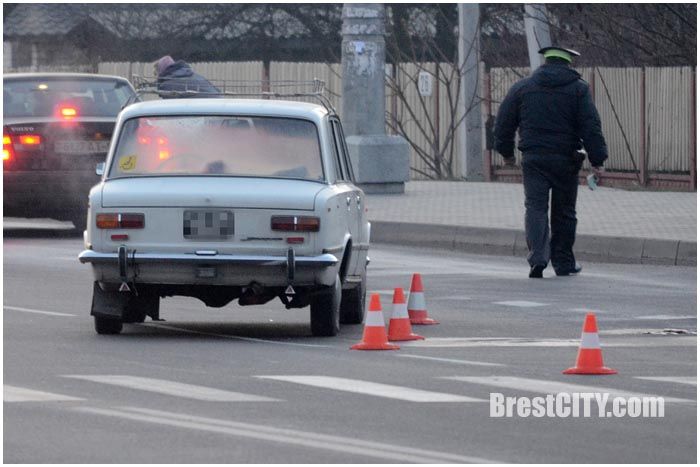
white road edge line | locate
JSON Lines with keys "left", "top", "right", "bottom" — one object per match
{"left": 635, "top": 376, "right": 697, "bottom": 386}
{"left": 396, "top": 354, "right": 507, "bottom": 367}
{"left": 137, "top": 322, "right": 332, "bottom": 348}
{"left": 74, "top": 406, "right": 497, "bottom": 463}
{"left": 4, "top": 385, "right": 83, "bottom": 402}
{"left": 62, "top": 375, "right": 279, "bottom": 402}
{"left": 4, "top": 305, "right": 75, "bottom": 317}
{"left": 256, "top": 375, "right": 485, "bottom": 403}
{"left": 442, "top": 376, "right": 695, "bottom": 404}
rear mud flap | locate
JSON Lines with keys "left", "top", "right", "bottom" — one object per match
{"left": 91, "top": 282, "right": 129, "bottom": 318}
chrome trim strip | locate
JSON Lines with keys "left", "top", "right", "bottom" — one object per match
{"left": 322, "top": 245, "right": 344, "bottom": 254}
{"left": 78, "top": 250, "right": 338, "bottom": 267}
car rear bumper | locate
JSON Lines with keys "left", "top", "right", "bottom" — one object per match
{"left": 78, "top": 249, "right": 339, "bottom": 287}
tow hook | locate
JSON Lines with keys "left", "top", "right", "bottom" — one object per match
{"left": 117, "top": 245, "right": 135, "bottom": 294}
{"left": 285, "top": 247, "right": 296, "bottom": 296}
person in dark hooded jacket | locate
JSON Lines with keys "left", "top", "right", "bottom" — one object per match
{"left": 494, "top": 46, "right": 608, "bottom": 278}
{"left": 154, "top": 55, "right": 220, "bottom": 98}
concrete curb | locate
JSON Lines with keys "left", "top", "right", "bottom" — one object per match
{"left": 370, "top": 221, "right": 696, "bottom": 267}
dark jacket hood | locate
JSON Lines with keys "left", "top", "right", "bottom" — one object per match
{"left": 532, "top": 63, "right": 581, "bottom": 87}
{"left": 160, "top": 60, "right": 194, "bottom": 78}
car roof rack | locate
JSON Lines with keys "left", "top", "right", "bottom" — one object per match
{"left": 129, "top": 76, "right": 336, "bottom": 113}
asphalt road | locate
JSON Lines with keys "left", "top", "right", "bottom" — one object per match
{"left": 3, "top": 227, "right": 697, "bottom": 463}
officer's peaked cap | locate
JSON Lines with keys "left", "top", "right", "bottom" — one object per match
{"left": 538, "top": 46, "right": 580, "bottom": 63}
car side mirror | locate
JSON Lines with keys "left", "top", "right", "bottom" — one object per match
{"left": 96, "top": 162, "right": 105, "bottom": 176}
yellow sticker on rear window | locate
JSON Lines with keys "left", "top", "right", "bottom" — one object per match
{"left": 119, "top": 155, "right": 137, "bottom": 171}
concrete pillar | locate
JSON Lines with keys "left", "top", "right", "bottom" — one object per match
{"left": 524, "top": 4, "right": 552, "bottom": 71}
{"left": 457, "top": 3, "right": 483, "bottom": 181}
{"left": 341, "top": 3, "right": 409, "bottom": 194}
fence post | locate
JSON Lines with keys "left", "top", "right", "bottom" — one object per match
{"left": 481, "top": 62, "right": 492, "bottom": 182}
{"left": 692, "top": 68, "right": 697, "bottom": 191}
{"left": 639, "top": 67, "right": 647, "bottom": 187}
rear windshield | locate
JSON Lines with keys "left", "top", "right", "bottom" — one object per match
{"left": 3, "top": 78, "right": 134, "bottom": 118}
{"left": 109, "top": 116, "right": 324, "bottom": 181}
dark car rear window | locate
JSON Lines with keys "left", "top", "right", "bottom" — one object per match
{"left": 3, "top": 77, "right": 135, "bottom": 118}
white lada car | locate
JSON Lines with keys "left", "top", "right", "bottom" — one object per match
{"left": 79, "top": 98, "right": 369, "bottom": 336}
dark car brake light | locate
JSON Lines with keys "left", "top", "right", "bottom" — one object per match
{"left": 271, "top": 216, "right": 320, "bottom": 232}
{"left": 96, "top": 213, "right": 145, "bottom": 229}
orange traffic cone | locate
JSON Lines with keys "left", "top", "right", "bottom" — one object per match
{"left": 563, "top": 313, "right": 617, "bottom": 375}
{"left": 407, "top": 273, "right": 439, "bottom": 325}
{"left": 388, "top": 288, "right": 425, "bottom": 341}
{"left": 351, "top": 293, "right": 400, "bottom": 351}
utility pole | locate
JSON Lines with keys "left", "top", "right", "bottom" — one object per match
{"left": 524, "top": 4, "right": 552, "bottom": 71}
{"left": 457, "top": 3, "right": 483, "bottom": 181}
{"left": 341, "top": 4, "right": 409, "bottom": 194}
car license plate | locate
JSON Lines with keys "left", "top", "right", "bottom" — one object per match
{"left": 54, "top": 140, "right": 111, "bottom": 155}
{"left": 184, "top": 210, "right": 234, "bottom": 240}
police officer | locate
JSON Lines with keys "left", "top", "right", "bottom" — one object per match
{"left": 494, "top": 46, "right": 608, "bottom": 278}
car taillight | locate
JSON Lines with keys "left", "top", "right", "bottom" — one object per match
{"left": 96, "top": 213, "right": 145, "bottom": 229}
{"left": 18, "top": 134, "right": 41, "bottom": 145}
{"left": 3, "top": 135, "right": 13, "bottom": 161}
{"left": 271, "top": 216, "right": 320, "bottom": 232}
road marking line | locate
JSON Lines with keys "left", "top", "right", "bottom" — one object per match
{"left": 138, "top": 322, "right": 331, "bottom": 348}
{"left": 635, "top": 376, "right": 697, "bottom": 386}
{"left": 62, "top": 375, "right": 278, "bottom": 402}
{"left": 4, "top": 305, "right": 75, "bottom": 317}
{"left": 75, "top": 406, "right": 497, "bottom": 463}
{"left": 396, "top": 354, "right": 506, "bottom": 367}
{"left": 442, "top": 376, "right": 694, "bottom": 404}
{"left": 494, "top": 301, "right": 547, "bottom": 307}
{"left": 635, "top": 315, "right": 697, "bottom": 320}
{"left": 256, "top": 376, "right": 485, "bottom": 402}
{"left": 4, "top": 385, "right": 83, "bottom": 402}
{"left": 400, "top": 336, "right": 697, "bottom": 348}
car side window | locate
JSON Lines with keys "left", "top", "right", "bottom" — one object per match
{"left": 331, "top": 119, "right": 354, "bottom": 181}
{"left": 328, "top": 120, "right": 344, "bottom": 181}
{"left": 335, "top": 120, "right": 355, "bottom": 182}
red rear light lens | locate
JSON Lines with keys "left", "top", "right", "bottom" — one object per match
{"left": 18, "top": 134, "right": 41, "bottom": 145}
{"left": 119, "top": 213, "right": 145, "bottom": 228}
{"left": 271, "top": 216, "right": 320, "bottom": 232}
{"left": 3, "top": 134, "right": 13, "bottom": 161}
{"left": 96, "top": 213, "right": 144, "bottom": 229}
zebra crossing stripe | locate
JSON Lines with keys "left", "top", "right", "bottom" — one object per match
{"left": 256, "top": 375, "right": 485, "bottom": 402}
{"left": 62, "top": 375, "right": 279, "bottom": 402}
{"left": 4, "top": 385, "right": 83, "bottom": 402}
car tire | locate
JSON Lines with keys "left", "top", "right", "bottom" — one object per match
{"left": 94, "top": 316, "right": 123, "bottom": 335}
{"left": 340, "top": 272, "right": 366, "bottom": 325}
{"left": 310, "top": 273, "right": 341, "bottom": 337}
{"left": 122, "top": 293, "right": 158, "bottom": 323}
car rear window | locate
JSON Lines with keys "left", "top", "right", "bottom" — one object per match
{"left": 109, "top": 116, "right": 324, "bottom": 181}
{"left": 3, "top": 78, "right": 134, "bottom": 118}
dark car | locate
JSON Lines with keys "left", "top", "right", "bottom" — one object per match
{"left": 3, "top": 73, "right": 137, "bottom": 231}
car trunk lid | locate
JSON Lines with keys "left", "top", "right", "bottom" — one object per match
{"left": 101, "top": 176, "right": 323, "bottom": 210}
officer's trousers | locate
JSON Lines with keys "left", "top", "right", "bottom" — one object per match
{"left": 521, "top": 153, "right": 580, "bottom": 272}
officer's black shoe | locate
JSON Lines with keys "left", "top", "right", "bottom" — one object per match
{"left": 555, "top": 263, "right": 582, "bottom": 276}
{"left": 529, "top": 264, "right": 545, "bottom": 278}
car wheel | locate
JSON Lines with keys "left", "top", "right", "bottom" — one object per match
{"left": 122, "top": 293, "right": 159, "bottom": 323}
{"left": 310, "top": 273, "right": 341, "bottom": 337}
{"left": 94, "top": 316, "right": 123, "bottom": 335}
{"left": 340, "top": 272, "right": 366, "bottom": 325}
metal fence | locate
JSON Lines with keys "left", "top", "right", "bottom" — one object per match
{"left": 10, "top": 61, "right": 695, "bottom": 188}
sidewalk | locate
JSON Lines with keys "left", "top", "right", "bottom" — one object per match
{"left": 366, "top": 181, "right": 696, "bottom": 266}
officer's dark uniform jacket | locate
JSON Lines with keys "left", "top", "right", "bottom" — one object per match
{"left": 494, "top": 63, "right": 608, "bottom": 166}
{"left": 157, "top": 60, "right": 220, "bottom": 98}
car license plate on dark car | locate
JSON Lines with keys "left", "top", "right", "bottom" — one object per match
{"left": 183, "top": 210, "right": 234, "bottom": 240}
